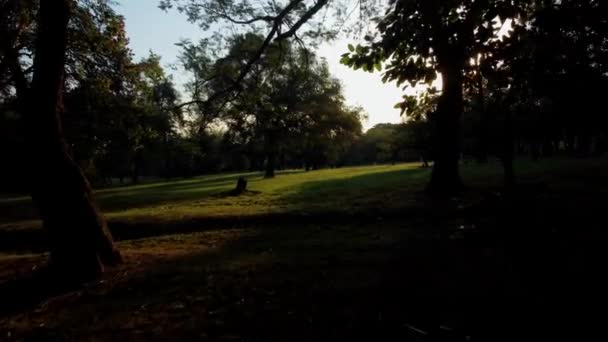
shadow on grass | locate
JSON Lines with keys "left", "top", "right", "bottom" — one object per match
{"left": 0, "top": 167, "right": 433, "bottom": 254}
{"left": 0, "top": 170, "right": 307, "bottom": 224}
{"left": 3, "top": 190, "right": 607, "bottom": 341}
{"left": 281, "top": 166, "right": 431, "bottom": 211}
{"left": 0, "top": 217, "right": 502, "bottom": 340}
{"left": 3, "top": 159, "right": 608, "bottom": 340}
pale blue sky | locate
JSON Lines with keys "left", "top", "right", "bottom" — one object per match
{"left": 112, "top": 1, "right": 404, "bottom": 129}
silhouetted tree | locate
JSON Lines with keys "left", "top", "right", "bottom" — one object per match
{"left": 179, "top": 33, "right": 362, "bottom": 176}
{"left": 341, "top": 0, "right": 526, "bottom": 194}
{"left": 1, "top": 0, "right": 121, "bottom": 281}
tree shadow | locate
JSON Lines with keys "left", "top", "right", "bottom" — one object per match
{"left": 280, "top": 166, "right": 431, "bottom": 213}
{"left": 2, "top": 182, "right": 608, "bottom": 340}
{"left": 3, "top": 160, "right": 608, "bottom": 339}
{"left": 0, "top": 169, "right": 307, "bottom": 224}
{"left": 0, "top": 167, "right": 429, "bottom": 254}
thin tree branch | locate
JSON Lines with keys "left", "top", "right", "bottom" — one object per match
{"left": 210, "top": 7, "right": 276, "bottom": 25}
{"left": 177, "top": 0, "right": 331, "bottom": 132}
{"left": 176, "top": 0, "right": 306, "bottom": 111}
{"left": 276, "top": 0, "right": 330, "bottom": 40}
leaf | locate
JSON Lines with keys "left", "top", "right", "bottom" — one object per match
{"left": 375, "top": 62, "right": 382, "bottom": 72}
{"left": 347, "top": 44, "right": 354, "bottom": 52}
{"left": 366, "top": 61, "right": 374, "bottom": 72}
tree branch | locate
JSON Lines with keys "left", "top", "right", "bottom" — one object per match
{"left": 208, "top": 5, "right": 276, "bottom": 25}
{"left": 276, "top": 0, "right": 329, "bottom": 40}
{"left": 176, "top": 0, "right": 305, "bottom": 111}
{"left": 176, "top": 0, "right": 330, "bottom": 127}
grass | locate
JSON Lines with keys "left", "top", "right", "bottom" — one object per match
{"left": 1, "top": 157, "right": 608, "bottom": 340}
{"left": 0, "top": 163, "right": 432, "bottom": 228}
{"left": 2, "top": 157, "right": 606, "bottom": 228}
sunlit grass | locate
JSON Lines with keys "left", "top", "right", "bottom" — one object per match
{"left": 103, "top": 163, "right": 429, "bottom": 223}
{"left": 2, "top": 157, "right": 607, "bottom": 229}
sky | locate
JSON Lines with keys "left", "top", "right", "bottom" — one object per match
{"left": 111, "top": 1, "right": 405, "bottom": 130}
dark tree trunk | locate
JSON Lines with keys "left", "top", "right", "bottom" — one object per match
{"left": 420, "top": 151, "right": 430, "bottom": 168}
{"left": 164, "top": 132, "right": 171, "bottom": 179}
{"left": 25, "top": 0, "right": 121, "bottom": 282}
{"left": 427, "top": 65, "right": 465, "bottom": 195}
{"left": 265, "top": 151, "right": 276, "bottom": 178}
{"left": 132, "top": 148, "right": 143, "bottom": 184}
{"left": 264, "top": 131, "right": 277, "bottom": 178}
{"left": 476, "top": 62, "right": 488, "bottom": 163}
{"left": 501, "top": 110, "right": 515, "bottom": 189}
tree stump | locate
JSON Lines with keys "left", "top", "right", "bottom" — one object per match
{"left": 234, "top": 177, "right": 247, "bottom": 195}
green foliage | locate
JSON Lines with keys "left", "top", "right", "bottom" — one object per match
{"left": 340, "top": 0, "right": 527, "bottom": 117}
{"left": 343, "top": 120, "right": 431, "bottom": 165}
{"left": 179, "top": 32, "right": 364, "bottom": 173}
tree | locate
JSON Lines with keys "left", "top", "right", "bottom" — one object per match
{"left": 1, "top": 0, "right": 122, "bottom": 281}
{"left": 340, "top": 0, "right": 525, "bottom": 194}
{"left": 62, "top": 49, "right": 183, "bottom": 185}
{"left": 179, "top": 32, "right": 362, "bottom": 176}
{"left": 473, "top": 0, "right": 608, "bottom": 185}
{"left": 162, "top": 0, "right": 532, "bottom": 194}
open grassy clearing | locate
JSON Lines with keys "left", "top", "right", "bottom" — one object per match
{"left": 1, "top": 158, "right": 608, "bottom": 340}
{"left": 1, "top": 157, "right": 608, "bottom": 254}
{"left": 3, "top": 157, "right": 606, "bottom": 229}
{"left": 0, "top": 163, "right": 428, "bottom": 226}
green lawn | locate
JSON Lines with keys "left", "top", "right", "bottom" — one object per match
{"left": 2, "top": 157, "right": 607, "bottom": 231}
{"left": 2, "top": 157, "right": 608, "bottom": 340}
{"left": 0, "top": 163, "right": 430, "bottom": 228}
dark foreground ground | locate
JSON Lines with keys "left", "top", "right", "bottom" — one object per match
{"left": 1, "top": 159, "right": 607, "bottom": 341}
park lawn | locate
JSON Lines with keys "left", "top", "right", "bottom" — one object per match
{"left": 0, "top": 163, "right": 432, "bottom": 230}
{"left": 1, "top": 157, "right": 607, "bottom": 232}
{"left": 1, "top": 157, "right": 608, "bottom": 340}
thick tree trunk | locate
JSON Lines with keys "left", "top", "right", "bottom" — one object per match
{"left": 427, "top": 65, "right": 465, "bottom": 195}
{"left": 25, "top": 0, "right": 121, "bottom": 282}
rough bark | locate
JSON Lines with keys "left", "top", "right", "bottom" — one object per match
{"left": 25, "top": 0, "right": 121, "bottom": 282}
{"left": 427, "top": 64, "right": 465, "bottom": 195}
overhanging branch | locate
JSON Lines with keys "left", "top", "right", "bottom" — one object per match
{"left": 176, "top": 0, "right": 330, "bottom": 122}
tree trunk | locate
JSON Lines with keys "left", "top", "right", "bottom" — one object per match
{"left": 501, "top": 110, "right": 515, "bottom": 189}
{"left": 427, "top": 65, "right": 465, "bottom": 195}
{"left": 476, "top": 63, "right": 488, "bottom": 163}
{"left": 132, "top": 148, "right": 143, "bottom": 184}
{"left": 25, "top": 0, "right": 121, "bottom": 282}
{"left": 265, "top": 151, "right": 276, "bottom": 178}
{"left": 264, "top": 131, "right": 277, "bottom": 178}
